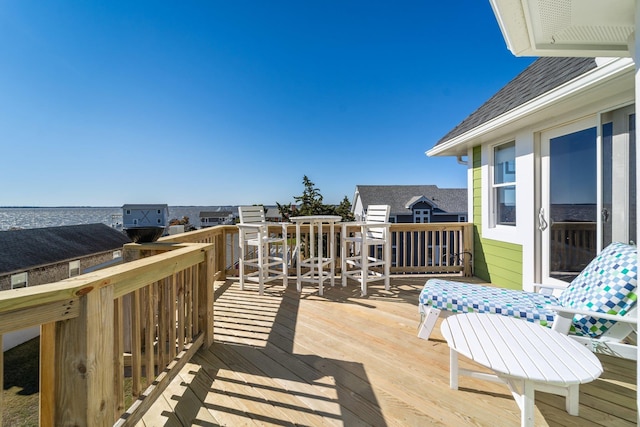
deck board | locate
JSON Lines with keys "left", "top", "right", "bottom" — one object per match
{"left": 138, "top": 277, "right": 637, "bottom": 426}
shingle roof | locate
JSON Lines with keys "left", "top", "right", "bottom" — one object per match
{"left": 356, "top": 185, "right": 467, "bottom": 215}
{"left": 0, "top": 223, "right": 131, "bottom": 274}
{"left": 435, "top": 57, "right": 597, "bottom": 146}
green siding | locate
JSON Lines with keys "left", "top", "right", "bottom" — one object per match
{"left": 472, "top": 145, "right": 523, "bottom": 289}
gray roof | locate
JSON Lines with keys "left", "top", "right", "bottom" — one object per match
{"left": 0, "top": 223, "right": 131, "bottom": 274}
{"left": 435, "top": 57, "right": 597, "bottom": 146}
{"left": 356, "top": 185, "right": 467, "bottom": 215}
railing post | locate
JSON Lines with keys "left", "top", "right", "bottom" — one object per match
{"left": 51, "top": 286, "right": 115, "bottom": 426}
{"left": 463, "top": 223, "right": 473, "bottom": 277}
{"left": 199, "top": 246, "right": 215, "bottom": 348}
{"left": 217, "top": 230, "right": 226, "bottom": 281}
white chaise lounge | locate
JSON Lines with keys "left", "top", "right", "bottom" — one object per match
{"left": 418, "top": 241, "right": 638, "bottom": 359}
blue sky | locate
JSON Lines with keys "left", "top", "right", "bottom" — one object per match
{"left": 0, "top": 1, "right": 535, "bottom": 207}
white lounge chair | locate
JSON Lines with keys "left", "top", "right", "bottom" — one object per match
{"left": 341, "top": 205, "right": 391, "bottom": 296}
{"left": 418, "top": 241, "right": 638, "bottom": 359}
{"left": 238, "top": 205, "right": 288, "bottom": 295}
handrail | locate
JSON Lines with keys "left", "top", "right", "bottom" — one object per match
{"left": 0, "top": 241, "right": 215, "bottom": 427}
{"left": 0, "top": 243, "right": 210, "bottom": 314}
{"left": 218, "top": 222, "right": 473, "bottom": 277}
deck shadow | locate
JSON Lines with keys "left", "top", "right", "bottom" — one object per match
{"left": 163, "top": 281, "right": 388, "bottom": 426}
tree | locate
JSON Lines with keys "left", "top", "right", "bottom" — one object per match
{"left": 169, "top": 216, "right": 197, "bottom": 231}
{"left": 294, "top": 175, "right": 325, "bottom": 216}
{"left": 277, "top": 175, "right": 354, "bottom": 221}
{"left": 334, "top": 196, "right": 355, "bottom": 221}
{"left": 276, "top": 201, "right": 295, "bottom": 221}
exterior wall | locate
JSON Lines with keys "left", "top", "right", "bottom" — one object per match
{"left": 472, "top": 145, "right": 523, "bottom": 289}
{"left": 437, "top": 58, "right": 635, "bottom": 291}
{"left": 395, "top": 215, "right": 414, "bottom": 223}
{"left": 431, "top": 214, "right": 461, "bottom": 222}
{"left": 392, "top": 213, "right": 463, "bottom": 223}
{"left": 352, "top": 195, "right": 365, "bottom": 221}
{"left": 0, "top": 250, "right": 119, "bottom": 291}
{"left": 122, "top": 205, "right": 169, "bottom": 228}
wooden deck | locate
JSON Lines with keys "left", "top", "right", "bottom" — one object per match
{"left": 137, "top": 276, "right": 637, "bottom": 426}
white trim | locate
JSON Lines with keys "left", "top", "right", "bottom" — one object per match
{"left": 467, "top": 146, "right": 474, "bottom": 222}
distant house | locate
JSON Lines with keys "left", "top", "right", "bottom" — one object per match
{"left": 122, "top": 204, "right": 169, "bottom": 229}
{"left": 0, "top": 223, "right": 131, "bottom": 350}
{"left": 0, "top": 223, "right": 131, "bottom": 291}
{"left": 352, "top": 185, "right": 467, "bottom": 223}
{"left": 265, "top": 207, "right": 284, "bottom": 222}
{"left": 199, "top": 211, "right": 234, "bottom": 227}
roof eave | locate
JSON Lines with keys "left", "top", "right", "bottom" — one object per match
{"left": 427, "top": 57, "right": 634, "bottom": 158}
{"left": 490, "top": 0, "right": 633, "bottom": 58}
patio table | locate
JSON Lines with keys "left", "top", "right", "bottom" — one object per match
{"left": 290, "top": 215, "right": 341, "bottom": 296}
{"left": 440, "top": 312, "right": 603, "bottom": 427}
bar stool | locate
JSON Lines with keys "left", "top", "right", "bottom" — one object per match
{"left": 341, "top": 205, "right": 391, "bottom": 296}
{"left": 237, "top": 205, "right": 288, "bottom": 295}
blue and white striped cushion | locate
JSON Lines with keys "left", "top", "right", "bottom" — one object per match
{"left": 559, "top": 242, "right": 638, "bottom": 337}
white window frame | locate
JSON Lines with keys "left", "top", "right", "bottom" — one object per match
{"left": 481, "top": 137, "right": 530, "bottom": 245}
{"left": 11, "top": 272, "right": 28, "bottom": 289}
{"left": 492, "top": 141, "right": 517, "bottom": 227}
{"left": 69, "top": 260, "right": 81, "bottom": 277}
{"left": 413, "top": 209, "right": 431, "bottom": 223}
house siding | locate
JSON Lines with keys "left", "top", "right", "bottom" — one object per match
{"left": 472, "top": 145, "right": 523, "bottom": 289}
{"left": 0, "top": 251, "right": 118, "bottom": 291}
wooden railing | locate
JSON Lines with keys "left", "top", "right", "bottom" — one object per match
{"left": 162, "top": 222, "right": 474, "bottom": 277}
{"left": 550, "top": 222, "right": 597, "bottom": 274}
{"left": 0, "top": 221, "right": 472, "bottom": 426}
{"left": 0, "top": 242, "right": 217, "bottom": 427}
{"left": 389, "top": 223, "right": 473, "bottom": 276}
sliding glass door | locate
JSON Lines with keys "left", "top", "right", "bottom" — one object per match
{"left": 539, "top": 106, "right": 635, "bottom": 285}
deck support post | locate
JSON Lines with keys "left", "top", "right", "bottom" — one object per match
{"left": 44, "top": 286, "right": 116, "bottom": 426}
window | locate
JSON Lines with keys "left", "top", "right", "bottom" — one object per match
{"left": 11, "top": 272, "right": 28, "bottom": 289}
{"left": 69, "top": 260, "right": 81, "bottom": 277}
{"left": 413, "top": 209, "right": 430, "bottom": 223}
{"left": 459, "top": 215, "right": 467, "bottom": 222}
{"left": 493, "top": 141, "right": 516, "bottom": 226}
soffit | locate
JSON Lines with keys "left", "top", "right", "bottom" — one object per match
{"left": 490, "top": 0, "right": 635, "bottom": 57}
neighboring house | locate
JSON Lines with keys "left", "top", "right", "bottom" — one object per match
{"left": 265, "top": 207, "right": 284, "bottom": 222}
{"left": 200, "top": 211, "right": 234, "bottom": 227}
{"left": 427, "top": 55, "right": 635, "bottom": 291}
{"left": 0, "top": 223, "right": 132, "bottom": 291}
{"left": 122, "top": 204, "right": 169, "bottom": 229}
{"left": 352, "top": 185, "right": 467, "bottom": 223}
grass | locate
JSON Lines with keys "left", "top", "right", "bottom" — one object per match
{"left": 3, "top": 337, "right": 39, "bottom": 427}
{"left": 2, "top": 336, "right": 143, "bottom": 426}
